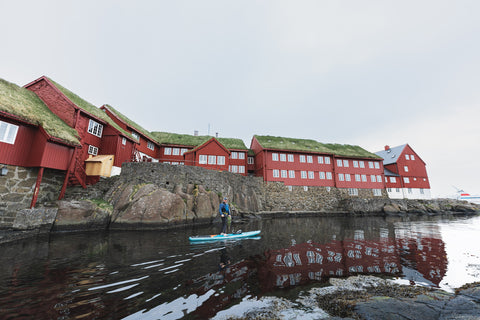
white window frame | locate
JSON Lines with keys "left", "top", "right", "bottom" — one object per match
{"left": 281, "top": 170, "right": 288, "bottom": 178}
{"left": 338, "top": 173, "right": 344, "bottom": 181}
{"left": 390, "top": 177, "right": 396, "bottom": 183}
{"left": 404, "top": 166, "right": 409, "bottom": 172}
{"left": 374, "top": 162, "right": 380, "bottom": 169}
{"left": 288, "top": 154, "right": 294, "bottom": 162}
{"left": 404, "top": 177, "right": 410, "bottom": 184}
{"left": 411, "top": 155, "right": 415, "bottom": 160}
{"left": 301, "top": 171, "right": 307, "bottom": 179}
{"left": 337, "top": 159, "right": 343, "bottom": 167}
{"left": 208, "top": 155, "right": 216, "bottom": 165}
{"left": 300, "top": 155, "right": 306, "bottom": 163}
{"left": 343, "top": 159, "right": 349, "bottom": 167}
{"left": 121, "top": 137, "right": 127, "bottom": 145}
{"left": 273, "top": 169, "right": 280, "bottom": 178}
{"left": 361, "top": 174, "right": 367, "bottom": 182}
{"left": 238, "top": 166, "right": 245, "bottom": 173}
{"left": 218, "top": 156, "right": 225, "bottom": 165}
{"left": 272, "top": 153, "right": 279, "bottom": 161}
{"left": 318, "top": 156, "right": 324, "bottom": 164}
{"left": 288, "top": 170, "right": 295, "bottom": 178}
{"left": 359, "top": 161, "right": 365, "bottom": 168}
{"left": 353, "top": 160, "right": 358, "bottom": 168}
{"left": 319, "top": 172, "right": 325, "bottom": 179}
{"left": 307, "top": 155, "right": 313, "bottom": 163}
{"left": 308, "top": 171, "right": 315, "bottom": 179}
{"left": 181, "top": 148, "right": 188, "bottom": 155}
{"left": 373, "top": 189, "right": 382, "bottom": 196}
{"left": 231, "top": 151, "right": 238, "bottom": 159}
{"left": 147, "top": 141, "right": 155, "bottom": 150}
{"left": 164, "top": 147, "right": 172, "bottom": 155}
{"left": 345, "top": 174, "right": 351, "bottom": 181}
{"left": 280, "top": 153, "right": 287, "bottom": 162}
{"left": 355, "top": 174, "right": 361, "bottom": 182}
{"left": 131, "top": 131, "right": 140, "bottom": 140}
{"left": 88, "top": 145, "right": 98, "bottom": 156}
{"left": 199, "top": 155, "right": 207, "bottom": 164}
{"left": 371, "top": 175, "right": 376, "bottom": 183}
{"left": 405, "top": 154, "right": 410, "bottom": 160}
{"left": 0, "top": 121, "right": 19, "bottom": 144}
{"left": 377, "top": 175, "right": 382, "bottom": 182}
{"left": 230, "top": 165, "right": 238, "bottom": 173}
{"left": 326, "top": 172, "right": 333, "bottom": 180}
{"left": 248, "top": 157, "right": 254, "bottom": 164}
{"left": 348, "top": 188, "right": 358, "bottom": 196}
{"left": 368, "top": 161, "right": 374, "bottom": 169}
{"left": 238, "top": 152, "right": 245, "bottom": 159}
{"left": 324, "top": 157, "right": 331, "bottom": 164}
{"left": 87, "top": 119, "right": 103, "bottom": 137}
{"left": 172, "top": 148, "right": 180, "bottom": 155}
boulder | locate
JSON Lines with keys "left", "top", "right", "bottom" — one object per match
{"left": 53, "top": 200, "right": 111, "bottom": 231}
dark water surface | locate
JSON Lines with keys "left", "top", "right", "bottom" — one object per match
{"left": 1, "top": 214, "right": 480, "bottom": 319}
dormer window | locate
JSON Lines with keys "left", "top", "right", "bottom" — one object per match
{"left": 131, "top": 132, "right": 140, "bottom": 140}
{"left": 88, "top": 119, "right": 103, "bottom": 137}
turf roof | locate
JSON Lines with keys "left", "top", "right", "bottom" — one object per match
{"left": 150, "top": 131, "right": 248, "bottom": 150}
{"left": 102, "top": 104, "right": 157, "bottom": 142}
{"left": 48, "top": 78, "right": 135, "bottom": 141}
{"left": 254, "top": 135, "right": 381, "bottom": 159}
{"left": 0, "top": 78, "right": 80, "bottom": 145}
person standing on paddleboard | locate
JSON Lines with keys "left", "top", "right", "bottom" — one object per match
{"left": 219, "top": 197, "right": 230, "bottom": 235}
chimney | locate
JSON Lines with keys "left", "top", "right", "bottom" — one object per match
{"left": 384, "top": 145, "right": 390, "bottom": 151}
{"left": 194, "top": 130, "right": 198, "bottom": 136}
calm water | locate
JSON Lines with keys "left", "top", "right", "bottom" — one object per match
{"left": 1, "top": 214, "right": 480, "bottom": 319}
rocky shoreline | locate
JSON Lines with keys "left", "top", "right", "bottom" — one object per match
{"left": 214, "top": 275, "right": 480, "bottom": 320}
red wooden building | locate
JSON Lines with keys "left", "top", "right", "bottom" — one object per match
{"left": 251, "top": 135, "right": 385, "bottom": 195}
{"left": 375, "top": 144, "right": 431, "bottom": 199}
{"left": 24, "top": 76, "right": 137, "bottom": 186}
{"left": 151, "top": 131, "right": 249, "bottom": 175}
{"left": 0, "top": 78, "right": 80, "bottom": 207}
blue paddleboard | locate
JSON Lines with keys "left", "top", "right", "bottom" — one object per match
{"left": 189, "top": 230, "right": 261, "bottom": 242}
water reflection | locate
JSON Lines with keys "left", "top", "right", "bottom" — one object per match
{"left": 0, "top": 215, "right": 475, "bottom": 319}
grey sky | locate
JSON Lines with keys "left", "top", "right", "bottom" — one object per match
{"left": 1, "top": 1, "right": 479, "bottom": 197}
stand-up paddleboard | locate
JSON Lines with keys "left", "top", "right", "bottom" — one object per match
{"left": 189, "top": 230, "right": 261, "bottom": 242}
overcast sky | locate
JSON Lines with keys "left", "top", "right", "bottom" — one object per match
{"left": 1, "top": 1, "right": 479, "bottom": 197}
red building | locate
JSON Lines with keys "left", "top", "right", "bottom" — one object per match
{"left": 151, "top": 131, "right": 249, "bottom": 175}
{"left": 375, "top": 144, "right": 431, "bottom": 199}
{"left": 251, "top": 135, "right": 385, "bottom": 195}
{"left": 24, "top": 76, "right": 137, "bottom": 185}
{"left": 0, "top": 78, "right": 80, "bottom": 207}
{"left": 101, "top": 104, "right": 159, "bottom": 163}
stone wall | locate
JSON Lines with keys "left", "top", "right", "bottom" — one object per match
{"left": 0, "top": 165, "right": 65, "bottom": 227}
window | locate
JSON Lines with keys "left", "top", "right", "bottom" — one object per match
{"left": 208, "top": 155, "right": 216, "bottom": 165}
{"left": 404, "top": 177, "right": 410, "bottom": 183}
{"left": 147, "top": 141, "right": 155, "bottom": 150}
{"left": 373, "top": 189, "right": 382, "bottom": 196}
{"left": 238, "top": 166, "right": 245, "bottom": 173}
{"left": 88, "top": 145, "right": 98, "bottom": 156}
{"left": 171, "top": 148, "right": 179, "bottom": 155}
{"left": 199, "top": 155, "right": 207, "bottom": 164}
{"left": 396, "top": 188, "right": 400, "bottom": 192}
{"left": 300, "top": 155, "right": 306, "bottom": 163}
{"left": 288, "top": 154, "right": 294, "bottom": 162}
{"left": 131, "top": 131, "right": 140, "bottom": 140}
{"left": 355, "top": 174, "right": 361, "bottom": 182}
{"left": 230, "top": 165, "right": 238, "bottom": 173}
{"left": 231, "top": 152, "right": 238, "bottom": 159}
{"left": 181, "top": 148, "right": 188, "bottom": 155}
{"left": 319, "top": 172, "right": 325, "bottom": 179}
{"left": 353, "top": 160, "right": 358, "bottom": 168}
{"left": 289, "top": 170, "right": 295, "bottom": 178}
{"left": 390, "top": 177, "right": 396, "bottom": 183}
{"left": 345, "top": 174, "right": 351, "bottom": 181}
{"left": 405, "top": 154, "right": 410, "bottom": 160}
{"left": 238, "top": 152, "right": 245, "bottom": 159}
{"left": 318, "top": 156, "right": 324, "bottom": 164}
{"left": 411, "top": 155, "right": 415, "bottom": 160}
{"left": 408, "top": 188, "right": 412, "bottom": 194}
{"left": 326, "top": 172, "right": 333, "bottom": 180}
{"left": 280, "top": 154, "right": 286, "bottom": 162}
{"left": 371, "top": 175, "right": 376, "bottom": 183}
{"left": 303, "top": 186, "right": 309, "bottom": 191}
{"left": 348, "top": 188, "right": 358, "bottom": 196}
{"left": 281, "top": 170, "right": 288, "bottom": 178}
{"left": 272, "top": 153, "right": 279, "bottom": 161}
{"left": 338, "top": 173, "right": 344, "bottom": 181}
{"left": 361, "top": 174, "right": 367, "bottom": 182}
{"left": 248, "top": 156, "right": 254, "bottom": 164}
{"left": 374, "top": 162, "right": 380, "bottom": 169}
{"left": 87, "top": 119, "right": 103, "bottom": 137}
{"left": 288, "top": 186, "right": 293, "bottom": 191}
{"left": 273, "top": 169, "right": 280, "bottom": 178}
{"left": 368, "top": 161, "right": 374, "bottom": 169}
{"left": 307, "top": 155, "right": 313, "bottom": 163}
{"left": 324, "top": 157, "right": 331, "bottom": 164}
{"left": 387, "top": 188, "right": 392, "bottom": 192}
{"left": 301, "top": 171, "right": 307, "bottom": 179}
{"left": 121, "top": 137, "right": 127, "bottom": 145}
{"left": 420, "top": 188, "right": 424, "bottom": 194}
{"left": 343, "top": 160, "right": 349, "bottom": 167}
{"left": 218, "top": 156, "right": 225, "bottom": 165}
{"left": 404, "top": 166, "right": 409, "bottom": 172}
{"left": 336, "top": 159, "right": 342, "bottom": 167}
{"left": 308, "top": 171, "right": 314, "bottom": 179}
{"left": 377, "top": 175, "right": 382, "bottom": 182}
{"left": 359, "top": 161, "right": 365, "bottom": 168}
{"left": 164, "top": 147, "right": 172, "bottom": 155}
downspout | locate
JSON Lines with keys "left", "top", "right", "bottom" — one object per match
{"left": 30, "top": 167, "right": 44, "bottom": 208}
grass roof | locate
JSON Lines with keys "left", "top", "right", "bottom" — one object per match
{"left": 102, "top": 104, "right": 157, "bottom": 142}
{"left": 48, "top": 78, "right": 135, "bottom": 141}
{"left": 150, "top": 131, "right": 212, "bottom": 147}
{"left": 216, "top": 137, "right": 248, "bottom": 150}
{"left": 0, "top": 78, "right": 80, "bottom": 145}
{"left": 254, "top": 135, "right": 381, "bottom": 159}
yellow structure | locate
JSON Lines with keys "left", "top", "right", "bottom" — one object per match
{"left": 85, "top": 155, "right": 114, "bottom": 177}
